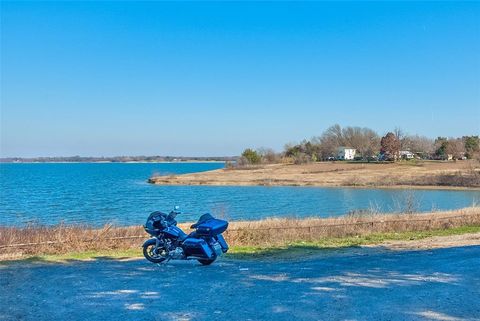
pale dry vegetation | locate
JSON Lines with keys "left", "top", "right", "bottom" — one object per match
{"left": 0, "top": 224, "right": 145, "bottom": 259}
{"left": 149, "top": 160, "right": 480, "bottom": 188}
{"left": 1, "top": 207, "right": 479, "bottom": 260}
{"left": 224, "top": 207, "right": 480, "bottom": 247}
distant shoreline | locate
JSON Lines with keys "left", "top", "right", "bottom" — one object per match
{"left": 0, "top": 155, "right": 234, "bottom": 164}
{"left": 0, "top": 160, "right": 227, "bottom": 164}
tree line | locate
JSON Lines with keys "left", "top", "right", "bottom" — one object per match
{"left": 239, "top": 124, "right": 480, "bottom": 165}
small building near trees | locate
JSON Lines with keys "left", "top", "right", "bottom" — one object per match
{"left": 400, "top": 150, "right": 415, "bottom": 159}
{"left": 337, "top": 147, "right": 356, "bottom": 160}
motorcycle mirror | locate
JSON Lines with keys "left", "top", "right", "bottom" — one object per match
{"left": 173, "top": 205, "right": 180, "bottom": 212}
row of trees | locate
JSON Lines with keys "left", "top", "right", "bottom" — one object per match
{"left": 239, "top": 124, "right": 479, "bottom": 165}
{"left": 434, "top": 136, "right": 480, "bottom": 160}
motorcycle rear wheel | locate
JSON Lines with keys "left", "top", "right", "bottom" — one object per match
{"left": 198, "top": 259, "right": 215, "bottom": 265}
{"left": 143, "top": 243, "right": 167, "bottom": 263}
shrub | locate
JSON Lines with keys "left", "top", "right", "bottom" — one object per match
{"left": 241, "top": 148, "right": 261, "bottom": 165}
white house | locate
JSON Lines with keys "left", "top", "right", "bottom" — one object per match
{"left": 337, "top": 147, "right": 356, "bottom": 160}
{"left": 399, "top": 150, "right": 415, "bottom": 159}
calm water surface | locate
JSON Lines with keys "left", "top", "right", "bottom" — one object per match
{"left": 1, "top": 163, "right": 479, "bottom": 226}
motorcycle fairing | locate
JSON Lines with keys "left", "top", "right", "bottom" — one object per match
{"left": 163, "top": 226, "right": 188, "bottom": 241}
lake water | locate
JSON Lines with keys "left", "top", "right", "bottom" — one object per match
{"left": 1, "top": 163, "right": 479, "bottom": 227}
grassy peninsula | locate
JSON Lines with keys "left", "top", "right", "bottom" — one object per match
{"left": 148, "top": 160, "right": 480, "bottom": 189}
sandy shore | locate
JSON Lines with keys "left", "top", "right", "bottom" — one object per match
{"left": 148, "top": 160, "right": 480, "bottom": 189}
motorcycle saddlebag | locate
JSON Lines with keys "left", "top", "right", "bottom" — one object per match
{"left": 182, "top": 238, "right": 214, "bottom": 258}
{"left": 195, "top": 219, "right": 228, "bottom": 237}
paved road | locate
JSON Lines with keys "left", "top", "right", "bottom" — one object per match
{"left": 1, "top": 246, "right": 479, "bottom": 321}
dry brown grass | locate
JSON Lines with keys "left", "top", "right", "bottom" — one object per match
{"left": 224, "top": 207, "right": 480, "bottom": 247}
{"left": 398, "top": 169, "right": 480, "bottom": 187}
{"left": 1, "top": 207, "right": 479, "bottom": 260}
{"left": 0, "top": 224, "right": 145, "bottom": 259}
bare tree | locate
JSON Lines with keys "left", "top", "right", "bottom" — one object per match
{"left": 316, "top": 124, "right": 345, "bottom": 159}
{"left": 394, "top": 127, "right": 409, "bottom": 150}
{"left": 446, "top": 138, "right": 466, "bottom": 159}
{"left": 403, "top": 135, "right": 434, "bottom": 156}
{"left": 257, "top": 147, "right": 279, "bottom": 164}
{"left": 317, "top": 124, "right": 379, "bottom": 159}
{"left": 342, "top": 127, "right": 380, "bottom": 159}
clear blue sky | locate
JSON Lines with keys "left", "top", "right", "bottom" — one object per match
{"left": 1, "top": 1, "right": 479, "bottom": 157}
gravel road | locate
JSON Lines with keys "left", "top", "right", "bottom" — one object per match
{"left": 1, "top": 245, "right": 479, "bottom": 321}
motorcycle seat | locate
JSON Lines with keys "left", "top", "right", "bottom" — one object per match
{"left": 191, "top": 213, "right": 214, "bottom": 229}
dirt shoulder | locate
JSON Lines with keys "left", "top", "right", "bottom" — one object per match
{"left": 148, "top": 160, "right": 480, "bottom": 189}
{"left": 370, "top": 232, "right": 480, "bottom": 251}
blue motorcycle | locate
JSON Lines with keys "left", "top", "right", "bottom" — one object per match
{"left": 142, "top": 206, "right": 229, "bottom": 265}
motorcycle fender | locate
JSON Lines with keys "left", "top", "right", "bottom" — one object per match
{"left": 142, "top": 238, "right": 157, "bottom": 248}
{"left": 215, "top": 234, "right": 229, "bottom": 253}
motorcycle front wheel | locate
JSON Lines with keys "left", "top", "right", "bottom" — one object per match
{"left": 143, "top": 241, "right": 167, "bottom": 263}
